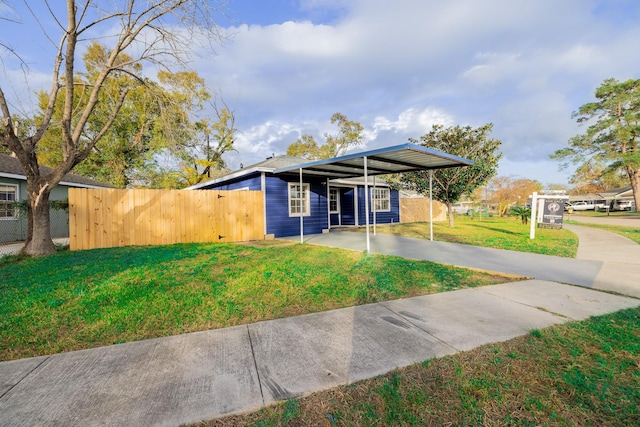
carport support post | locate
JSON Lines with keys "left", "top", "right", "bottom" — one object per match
{"left": 373, "top": 176, "right": 377, "bottom": 236}
{"left": 364, "top": 156, "right": 370, "bottom": 253}
{"left": 300, "top": 168, "right": 304, "bottom": 244}
{"left": 429, "top": 169, "right": 433, "bottom": 241}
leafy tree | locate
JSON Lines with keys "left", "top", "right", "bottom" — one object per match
{"left": 0, "top": 0, "right": 225, "bottom": 255}
{"left": 551, "top": 78, "right": 640, "bottom": 209}
{"left": 173, "top": 102, "right": 237, "bottom": 187}
{"left": 487, "top": 176, "right": 542, "bottom": 216}
{"left": 286, "top": 112, "right": 364, "bottom": 160}
{"left": 36, "top": 43, "right": 212, "bottom": 188}
{"left": 399, "top": 124, "right": 502, "bottom": 227}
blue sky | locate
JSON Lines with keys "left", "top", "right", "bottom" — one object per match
{"left": 2, "top": 0, "right": 640, "bottom": 186}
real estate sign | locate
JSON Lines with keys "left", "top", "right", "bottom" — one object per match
{"left": 537, "top": 198, "right": 565, "bottom": 230}
{"left": 529, "top": 192, "right": 569, "bottom": 239}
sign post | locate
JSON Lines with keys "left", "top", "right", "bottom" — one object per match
{"left": 529, "top": 191, "right": 569, "bottom": 239}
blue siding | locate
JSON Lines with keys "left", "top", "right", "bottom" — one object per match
{"left": 356, "top": 187, "right": 400, "bottom": 225}
{"left": 265, "top": 175, "right": 328, "bottom": 237}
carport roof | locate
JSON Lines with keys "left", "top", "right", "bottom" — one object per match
{"left": 273, "top": 143, "right": 473, "bottom": 179}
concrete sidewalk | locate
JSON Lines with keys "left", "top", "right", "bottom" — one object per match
{"left": 565, "top": 224, "right": 640, "bottom": 298}
{"left": 1, "top": 280, "right": 638, "bottom": 426}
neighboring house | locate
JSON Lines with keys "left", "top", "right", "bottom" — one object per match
{"left": 571, "top": 187, "right": 634, "bottom": 210}
{"left": 0, "top": 154, "right": 111, "bottom": 243}
{"left": 186, "top": 155, "right": 401, "bottom": 238}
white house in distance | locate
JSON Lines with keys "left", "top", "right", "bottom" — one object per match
{"left": 0, "top": 153, "right": 111, "bottom": 243}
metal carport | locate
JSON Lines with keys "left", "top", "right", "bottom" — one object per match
{"left": 274, "top": 143, "right": 473, "bottom": 253}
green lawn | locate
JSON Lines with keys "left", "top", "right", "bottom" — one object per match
{"left": 0, "top": 242, "right": 514, "bottom": 361}
{"left": 206, "top": 306, "right": 640, "bottom": 427}
{"left": 354, "top": 216, "right": 579, "bottom": 257}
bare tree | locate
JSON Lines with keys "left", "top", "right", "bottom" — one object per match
{"left": 0, "top": 0, "right": 227, "bottom": 255}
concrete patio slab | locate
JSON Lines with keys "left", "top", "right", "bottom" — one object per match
{"left": 0, "top": 326, "right": 261, "bottom": 427}
{"left": 248, "top": 302, "right": 458, "bottom": 403}
{"left": 382, "top": 285, "right": 566, "bottom": 351}
{"left": 479, "top": 280, "right": 640, "bottom": 321}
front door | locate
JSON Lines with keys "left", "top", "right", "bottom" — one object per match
{"left": 339, "top": 187, "right": 356, "bottom": 225}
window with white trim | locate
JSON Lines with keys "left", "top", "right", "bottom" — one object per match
{"left": 288, "top": 183, "right": 310, "bottom": 216}
{"left": 372, "top": 188, "right": 390, "bottom": 212}
{"left": 0, "top": 184, "right": 18, "bottom": 219}
{"left": 328, "top": 188, "right": 339, "bottom": 213}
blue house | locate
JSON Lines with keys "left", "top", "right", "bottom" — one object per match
{"left": 186, "top": 155, "right": 400, "bottom": 238}
{"left": 187, "top": 144, "right": 474, "bottom": 245}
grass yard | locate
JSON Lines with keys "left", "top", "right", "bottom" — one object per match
{"left": 206, "top": 306, "right": 640, "bottom": 427}
{"left": 0, "top": 242, "right": 515, "bottom": 361}
{"left": 353, "top": 216, "right": 578, "bottom": 257}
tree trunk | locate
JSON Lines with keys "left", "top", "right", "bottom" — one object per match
{"left": 22, "top": 182, "right": 56, "bottom": 256}
{"left": 447, "top": 201, "right": 455, "bottom": 227}
{"left": 630, "top": 168, "right": 640, "bottom": 212}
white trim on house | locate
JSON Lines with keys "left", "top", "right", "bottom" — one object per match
{"left": 288, "top": 182, "right": 310, "bottom": 217}
{"left": 0, "top": 173, "right": 107, "bottom": 189}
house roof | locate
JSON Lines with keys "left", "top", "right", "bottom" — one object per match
{"left": 185, "top": 155, "right": 308, "bottom": 190}
{"left": 0, "top": 154, "right": 112, "bottom": 188}
{"left": 187, "top": 144, "right": 473, "bottom": 190}
{"left": 274, "top": 143, "right": 473, "bottom": 179}
{"left": 598, "top": 186, "right": 632, "bottom": 198}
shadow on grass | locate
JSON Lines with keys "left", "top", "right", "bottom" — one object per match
{"left": 470, "top": 224, "right": 521, "bottom": 236}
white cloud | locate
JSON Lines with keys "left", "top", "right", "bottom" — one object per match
{"left": 3, "top": 0, "right": 639, "bottom": 186}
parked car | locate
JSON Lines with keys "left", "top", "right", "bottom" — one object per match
{"left": 612, "top": 200, "right": 635, "bottom": 211}
{"left": 570, "top": 201, "right": 594, "bottom": 211}
{"left": 564, "top": 202, "right": 574, "bottom": 213}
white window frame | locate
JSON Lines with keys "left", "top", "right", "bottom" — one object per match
{"left": 328, "top": 188, "right": 340, "bottom": 214}
{"left": 372, "top": 187, "right": 390, "bottom": 212}
{"left": 0, "top": 183, "right": 19, "bottom": 220}
{"left": 288, "top": 182, "right": 310, "bottom": 217}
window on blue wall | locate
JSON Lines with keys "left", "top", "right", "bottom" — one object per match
{"left": 0, "top": 184, "right": 18, "bottom": 219}
{"left": 329, "top": 188, "right": 339, "bottom": 213}
{"left": 372, "top": 188, "right": 390, "bottom": 212}
{"left": 288, "top": 183, "right": 310, "bottom": 216}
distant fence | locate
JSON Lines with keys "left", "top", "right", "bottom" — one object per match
{"left": 69, "top": 188, "right": 265, "bottom": 251}
{"left": 400, "top": 198, "right": 447, "bottom": 223}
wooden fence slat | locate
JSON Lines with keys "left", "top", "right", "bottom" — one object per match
{"left": 69, "top": 189, "right": 264, "bottom": 250}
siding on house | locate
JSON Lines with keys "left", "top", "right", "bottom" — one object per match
{"left": 264, "top": 175, "right": 328, "bottom": 237}
{"left": 208, "top": 174, "right": 262, "bottom": 191}
{"left": 356, "top": 186, "right": 400, "bottom": 225}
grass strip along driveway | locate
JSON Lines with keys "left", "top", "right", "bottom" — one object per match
{"left": 352, "top": 216, "right": 579, "bottom": 258}
{"left": 0, "top": 243, "right": 514, "bottom": 361}
{"left": 210, "top": 306, "right": 640, "bottom": 427}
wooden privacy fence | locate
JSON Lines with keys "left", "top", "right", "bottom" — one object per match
{"left": 400, "top": 198, "right": 446, "bottom": 223}
{"left": 69, "top": 188, "right": 265, "bottom": 251}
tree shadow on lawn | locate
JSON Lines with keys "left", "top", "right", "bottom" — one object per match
{"left": 468, "top": 224, "right": 521, "bottom": 236}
